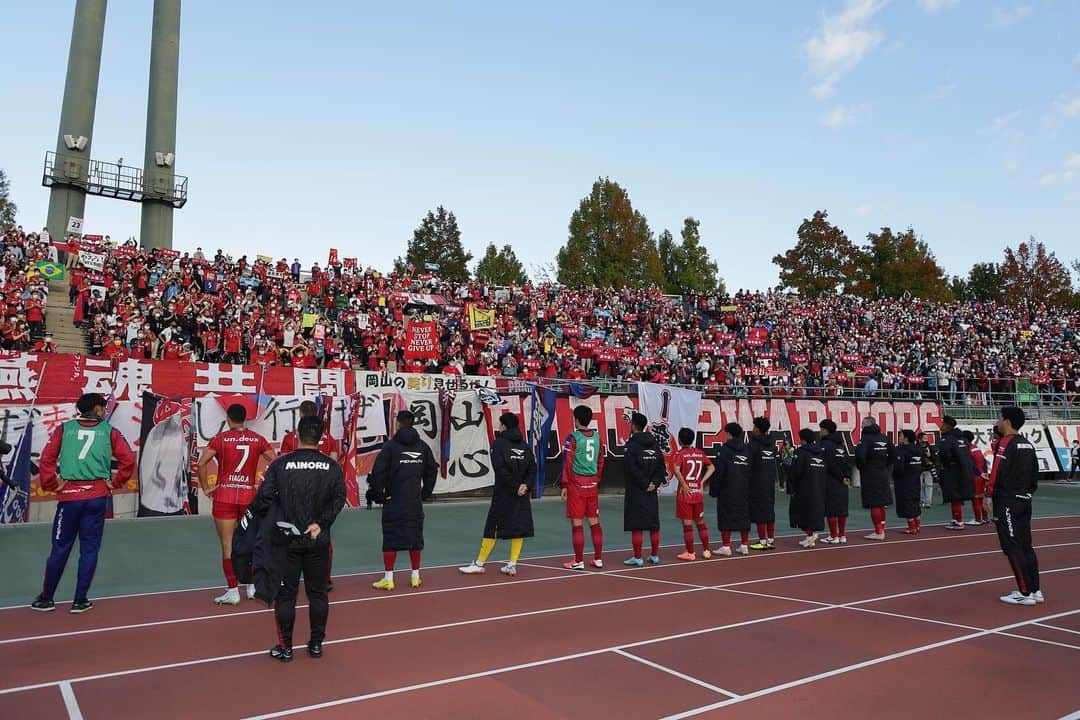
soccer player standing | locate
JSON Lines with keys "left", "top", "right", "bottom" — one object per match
{"left": 561, "top": 405, "right": 605, "bottom": 570}
{"left": 818, "top": 419, "right": 851, "bottom": 544}
{"left": 622, "top": 412, "right": 667, "bottom": 566}
{"left": 988, "top": 406, "right": 1043, "bottom": 605}
{"left": 938, "top": 415, "right": 976, "bottom": 530}
{"left": 32, "top": 393, "right": 135, "bottom": 613}
{"left": 710, "top": 422, "right": 753, "bottom": 556}
{"left": 963, "top": 430, "right": 989, "bottom": 525}
{"left": 673, "top": 427, "right": 713, "bottom": 561}
{"left": 747, "top": 417, "right": 779, "bottom": 551}
{"left": 197, "top": 404, "right": 275, "bottom": 605}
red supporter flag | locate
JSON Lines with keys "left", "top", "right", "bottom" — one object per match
{"left": 328, "top": 248, "right": 339, "bottom": 265}
{"left": 404, "top": 321, "right": 440, "bottom": 360}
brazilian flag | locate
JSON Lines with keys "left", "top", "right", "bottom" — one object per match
{"left": 35, "top": 261, "right": 65, "bottom": 281}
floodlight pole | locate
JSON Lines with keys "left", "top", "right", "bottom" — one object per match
{"left": 140, "top": 0, "right": 182, "bottom": 251}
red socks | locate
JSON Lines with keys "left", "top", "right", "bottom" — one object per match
{"left": 721, "top": 530, "right": 731, "bottom": 546}
{"left": 907, "top": 518, "right": 918, "bottom": 532}
{"left": 383, "top": 551, "right": 396, "bottom": 572}
{"left": 683, "top": 525, "right": 695, "bottom": 552}
{"left": 971, "top": 498, "right": 984, "bottom": 523}
{"left": 650, "top": 529, "right": 660, "bottom": 557}
{"left": 951, "top": 501, "right": 963, "bottom": 523}
{"left": 572, "top": 525, "right": 585, "bottom": 562}
{"left": 697, "top": 522, "right": 710, "bottom": 549}
{"left": 632, "top": 530, "right": 644, "bottom": 559}
{"left": 827, "top": 517, "right": 839, "bottom": 538}
{"left": 767, "top": 522, "right": 775, "bottom": 540}
{"left": 590, "top": 523, "right": 604, "bottom": 560}
{"left": 409, "top": 549, "right": 421, "bottom": 571}
{"left": 222, "top": 558, "right": 237, "bottom": 589}
{"left": 870, "top": 506, "right": 886, "bottom": 534}
{"left": 756, "top": 523, "right": 768, "bottom": 542}
{"left": 838, "top": 516, "right": 847, "bottom": 537}
{"left": 740, "top": 530, "right": 750, "bottom": 546}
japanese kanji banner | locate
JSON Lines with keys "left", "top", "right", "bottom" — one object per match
{"left": 397, "top": 390, "right": 495, "bottom": 493}
{"left": 1048, "top": 425, "right": 1080, "bottom": 475}
{"left": 966, "top": 423, "right": 1061, "bottom": 474}
{"left": 403, "top": 321, "right": 440, "bottom": 360}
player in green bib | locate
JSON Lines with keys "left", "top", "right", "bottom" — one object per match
{"left": 560, "top": 405, "right": 605, "bottom": 570}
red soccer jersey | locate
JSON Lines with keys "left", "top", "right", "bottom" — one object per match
{"left": 209, "top": 428, "right": 272, "bottom": 505}
{"left": 280, "top": 429, "right": 340, "bottom": 458}
{"left": 675, "top": 447, "right": 710, "bottom": 498}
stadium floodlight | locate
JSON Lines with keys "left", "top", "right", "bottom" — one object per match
{"left": 63, "top": 134, "right": 89, "bottom": 151}
{"left": 154, "top": 151, "right": 175, "bottom": 167}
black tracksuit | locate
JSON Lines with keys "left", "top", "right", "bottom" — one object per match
{"left": 249, "top": 449, "right": 346, "bottom": 648}
{"left": 992, "top": 434, "right": 1040, "bottom": 595}
{"left": 369, "top": 427, "right": 438, "bottom": 551}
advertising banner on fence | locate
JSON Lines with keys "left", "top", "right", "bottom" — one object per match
{"left": 1048, "top": 425, "right": 1080, "bottom": 475}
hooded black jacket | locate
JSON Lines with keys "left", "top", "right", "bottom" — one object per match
{"left": 938, "top": 428, "right": 975, "bottom": 501}
{"left": 484, "top": 428, "right": 536, "bottom": 539}
{"left": 788, "top": 442, "right": 827, "bottom": 532}
{"left": 711, "top": 437, "right": 751, "bottom": 531}
{"left": 369, "top": 426, "right": 438, "bottom": 551}
{"left": 819, "top": 432, "right": 851, "bottom": 517}
{"left": 855, "top": 425, "right": 895, "bottom": 508}
{"left": 748, "top": 433, "right": 779, "bottom": 524}
{"left": 623, "top": 431, "right": 666, "bottom": 531}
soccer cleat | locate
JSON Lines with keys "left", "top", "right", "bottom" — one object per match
{"left": 245, "top": 584, "right": 256, "bottom": 600}
{"left": 702, "top": 549, "right": 713, "bottom": 559}
{"left": 214, "top": 588, "right": 241, "bottom": 606}
{"left": 624, "top": 556, "right": 645, "bottom": 567}
{"left": 327, "top": 582, "right": 335, "bottom": 592}
{"left": 677, "top": 551, "right": 696, "bottom": 562}
{"left": 307, "top": 642, "right": 323, "bottom": 659}
{"left": 736, "top": 545, "right": 749, "bottom": 556}
{"left": 766, "top": 539, "right": 776, "bottom": 548}
{"left": 1033, "top": 590, "right": 1045, "bottom": 603}
{"left": 458, "top": 562, "right": 486, "bottom": 575}
{"left": 838, "top": 536, "right": 847, "bottom": 544}
{"left": 562, "top": 560, "right": 586, "bottom": 570}
{"left": 590, "top": 559, "right": 604, "bottom": 569}
{"left": 999, "top": 591, "right": 1036, "bottom": 606}
{"left": 749, "top": 542, "right": 768, "bottom": 551}
{"left": 69, "top": 599, "right": 94, "bottom": 614}
{"left": 717, "top": 546, "right": 733, "bottom": 557}
{"left": 647, "top": 555, "right": 661, "bottom": 565}
{"left": 270, "top": 645, "right": 293, "bottom": 663}
{"left": 799, "top": 533, "right": 818, "bottom": 549}
{"left": 410, "top": 576, "right": 422, "bottom": 588}
{"left": 946, "top": 520, "right": 965, "bottom": 531}
{"left": 864, "top": 532, "right": 886, "bottom": 541}
{"left": 819, "top": 537, "right": 840, "bottom": 545}
{"left": 500, "top": 563, "right": 517, "bottom": 576}
{"left": 30, "top": 595, "right": 56, "bottom": 612}
{"left": 372, "top": 578, "right": 395, "bottom": 591}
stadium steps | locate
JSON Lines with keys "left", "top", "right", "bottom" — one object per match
{"left": 44, "top": 278, "right": 87, "bottom": 354}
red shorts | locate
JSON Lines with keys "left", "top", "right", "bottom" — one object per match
{"left": 212, "top": 501, "right": 246, "bottom": 521}
{"left": 974, "top": 476, "right": 986, "bottom": 498}
{"left": 676, "top": 495, "right": 705, "bottom": 521}
{"left": 565, "top": 488, "right": 599, "bottom": 520}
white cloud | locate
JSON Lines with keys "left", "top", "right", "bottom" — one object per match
{"left": 1062, "top": 97, "right": 1080, "bottom": 118}
{"left": 854, "top": 203, "right": 873, "bottom": 216}
{"left": 1067, "top": 153, "right": 1080, "bottom": 171}
{"left": 1039, "top": 153, "right": 1080, "bottom": 187}
{"left": 917, "top": 0, "right": 959, "bottom": 14}
{"left": 992, "top": 5, "right": 1032, "bottom": 26}
{"left": 1041, "top": 173, "right": 1060, "bottom": 186}
{"left": 927, "top": 82, "right": 957, "bottom": 100}
{"left": 992, "top": 110, "right": 1021, "bottom": 130}
{"left": 822, "top": 105, "right": 854, "bottom": 127}
{"left": 805, "top": 0, "right": 887, "bottom": 99}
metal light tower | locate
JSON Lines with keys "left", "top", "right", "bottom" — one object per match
{"left": 43, "top": 0, "right": 187, "bottom": 249}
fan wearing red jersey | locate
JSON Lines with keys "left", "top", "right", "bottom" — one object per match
{"left": 197, "top": 404, "right": 275, "bottom": 606}
{"left": 673, "top": 428, "right": 714, "bottom": 561}
{"left": 280, "top": 400, "right": 340, "bottom": 590}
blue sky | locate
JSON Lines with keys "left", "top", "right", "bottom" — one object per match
{"left": 1, "top": 0, "right": 1076, "bottom": 290}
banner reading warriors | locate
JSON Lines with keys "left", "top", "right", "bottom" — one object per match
{"left": 404, "top": 321, "right": 440, "bottom": 360}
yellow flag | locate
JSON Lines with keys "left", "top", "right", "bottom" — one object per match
{"left": 468, "top": 304, "right": 496, "bottom": 331}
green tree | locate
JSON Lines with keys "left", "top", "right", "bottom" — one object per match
{"left": 659, "top": 218, "right": 723, "bottom": 295}
{"left": 952, "top": 262, "right": 1002, "bottom": 302}
{"left": 394, "top": 206, "right": 472, "bottom": 281}
{"left": 999, "top": 238, "right": 1073, "bottom": 305}
{"left": 0, "top": 169, "right": 16, "bottom": 230}
{"left": 851, "top": 227, "right": 952, "bottom": 300}
{"left": 474, "top": 243, "right": 528, "bottom": 285}
{"left": 556, "top": 177, "right": 665, "bottom": 288}
{"left": 772, "top": 210, "right": 860, "bottom": 296}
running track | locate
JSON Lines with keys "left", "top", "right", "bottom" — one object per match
{"left": 2, "top": 517, "right": 1079, "bottom": 719}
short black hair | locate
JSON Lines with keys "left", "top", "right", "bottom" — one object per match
{"left": 1000, "top": 406, "right": 1025, "bottom": 431}
{"left": 901, "top": 429, "right": 917, "bottom": 444}
{"left": 819, "top": 419, "right": 837, "bottom": 434}
{"left": 941, "top": 415, "right": 957, "bottom": 430}
{"left": 724, "top": 422, "right": 743, "bottom": 439}
{"left": 678, "top": 427, "right": 695, "bottom": 446}
{"left": 573, "top": 405, "right": 593, "bottom": 427}
{"left": 299, "top": 400, "right": 318, "bottom": 417}
{"left": 499, "top": 413, "right": 519, "bottom": 430}
{"left": 76, "top": 393, "right": 107, "bottom": 415}
{"left": 396, "top": 410, "right": 415, "bottom": 427}
{"left": 799, "top": 428, "right": 818, "bottom": 444}
{"left": 226, "top": 403, "right": 247, "bottom": 424}
{"left": 961, "top": 430, "right": 975, "bottom": 443}
{"left": 753, "top": 417, "right": 770, "bottom": 433}
{"left": 297, "top": 416, "right": 324, "bottom": 445}
{"left": 631, "top": 412, "right": 648, "bottom": 432}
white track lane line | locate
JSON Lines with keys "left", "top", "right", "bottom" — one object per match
{"left": 612, "top": 649, "right": 740, "bottom": 698}
{"left": 1034, "top": 622, "right": 1080, "bottom": 637}
{"left": 3, "top": 516, "right": 1076, "bottom": 611}
{"left": 58, "top": 681, "right": 84, "bottom": 720}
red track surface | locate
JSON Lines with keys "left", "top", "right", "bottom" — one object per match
{"left": 1, "top": 518, "right": 1078, "bottom": 719}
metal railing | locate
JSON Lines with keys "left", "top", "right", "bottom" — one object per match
{"left": 42, "top": 151, "right": 188, "bottom": 208}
